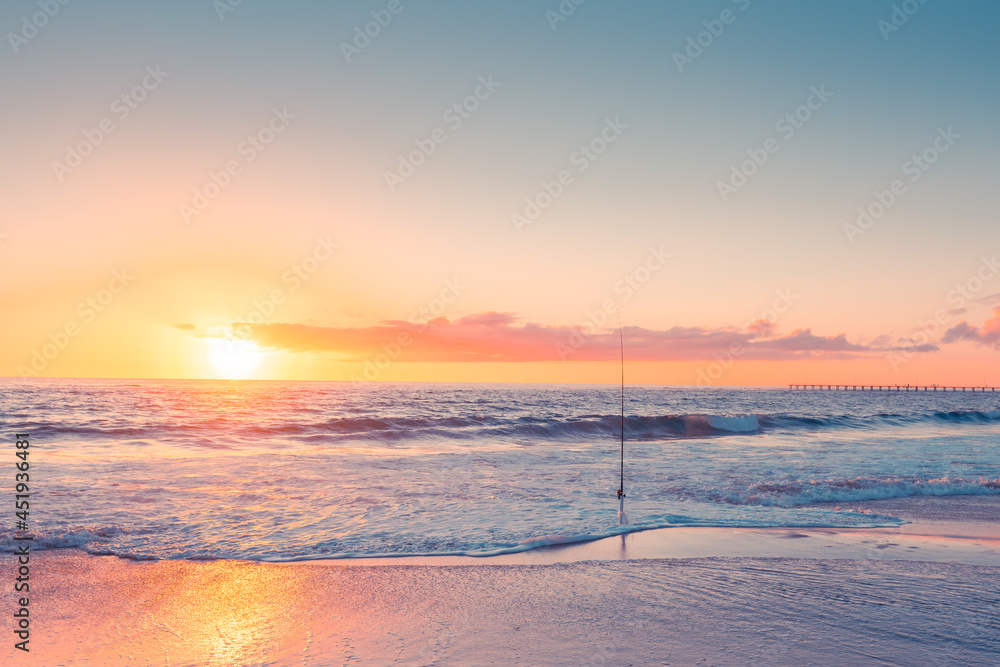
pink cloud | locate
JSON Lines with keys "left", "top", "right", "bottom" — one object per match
{"left": 943, "top": 309, "right": 1000, "bottom": 349}
{"left": 238, "top": 312, "right": 926, "bottom": 363}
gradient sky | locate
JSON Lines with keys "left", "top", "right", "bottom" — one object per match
{"left": 3, "top": 0, "right": 999, "bottom": 384}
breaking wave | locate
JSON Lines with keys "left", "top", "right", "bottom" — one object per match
{"left": 24, "top": 410, "right": 1000, "bottom": 445}
{"left": 690, "top": 476, "right": 1000, "bottom": 507}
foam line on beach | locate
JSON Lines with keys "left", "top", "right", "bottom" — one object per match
{"left": 245, "top": 515, "right": 906, "bottom": 563}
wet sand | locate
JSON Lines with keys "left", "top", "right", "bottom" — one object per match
{"left": 3, "top": 496, "right": 998, "bottom": 665}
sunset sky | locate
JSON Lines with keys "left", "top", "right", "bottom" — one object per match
{"left": 3, "top": 0, "right": 999, "bottom": 385}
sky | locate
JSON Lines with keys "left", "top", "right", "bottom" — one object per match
{"left": 2, "top": 0, "right": 999, "bottom": 385}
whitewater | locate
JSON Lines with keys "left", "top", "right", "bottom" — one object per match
{"left": 2, "top": 378, "right": 999, "bottom": 561}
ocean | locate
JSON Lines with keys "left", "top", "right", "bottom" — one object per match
{"left": 3, "top": 379, "right": 999, "bottom": 561}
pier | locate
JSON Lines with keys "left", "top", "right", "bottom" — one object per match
{"left": 789, "top": 384, "right": 997, "bottom": 393}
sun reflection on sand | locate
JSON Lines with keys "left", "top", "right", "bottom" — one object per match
{"left": 127, "top": 560, "right": 321, "bottom": 665}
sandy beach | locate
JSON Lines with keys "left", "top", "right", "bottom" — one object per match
{"left": 5, "top": 496, "right": 999, "bottom": 666}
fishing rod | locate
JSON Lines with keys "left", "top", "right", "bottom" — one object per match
{"left": 616, "top": 314, "right": 628, "bottom": 525}
{"left": 617, "top": 315, "right": 624, "bottom": 500}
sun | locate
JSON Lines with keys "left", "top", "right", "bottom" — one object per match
{"left": 206, "top": 337, "right": 266, "bottom": 379}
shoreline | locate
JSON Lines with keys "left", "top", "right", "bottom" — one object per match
{"left": 283, "top": 492, "right": 1000, "bottom": 567}
{"left": 4, "top": 496, "right": 999, "bottom": 665}
{"left": 14, "top": 494, "right": 1000, "bottom": 568}
{"left": 270, "top": 522, "right": 1000, "bottom": 568}
{"left": 6, "top": 542, "right": 998, "bottom": 665}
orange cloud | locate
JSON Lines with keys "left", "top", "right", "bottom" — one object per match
{"left": 236, "top": 312, "right": 933, "bottom": 363}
